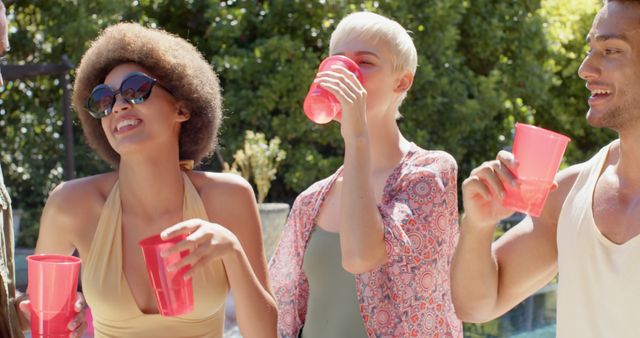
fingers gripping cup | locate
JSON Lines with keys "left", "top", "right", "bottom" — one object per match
{"left": 502, "top": 123, "right": 571, "bottom": 217}
{"left": 27, "top": 254, "right": 81, "bottom": 338}
{"left": 303, "top": 55, "right": 363, "bottom": 124}
{"left": 139, "top": 233, "right": 194, "bottom": 317}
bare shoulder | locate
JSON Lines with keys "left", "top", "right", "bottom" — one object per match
{"left": 551, "top": 141, "right": 614, "bottom": 202}
{"left": 186, "top": 171, "right": 254, "bottom": 202}
{"left": 43, "top": 172, "right": 118, "bottom": 233}
{"left": 552, "top": 162, "right": 587, "bottom": 201}
{"left": 47, "top": 172, "right": 117, "bottom": 209}
{"left": 537, "top": 161, "right": 588, "bottom": 227}
{"left": 185, "top": 171, "right": 257, "bottom": 225}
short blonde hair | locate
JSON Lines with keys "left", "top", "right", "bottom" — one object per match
{"left": 329, "top": 12, "right": 417, "bottom": 109}
{"left": 330, "top": 12, "right": 417, "bottom": 75}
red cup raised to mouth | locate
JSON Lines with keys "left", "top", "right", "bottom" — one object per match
{"left": 303, "top": 55, "right": 363, "bottom": 124}
{"left": 502, "top": 123, "right": 571, "bottom": 217}
{"left": 27, "top": 254, "right": 81, "bottom": 338}
{"left": 139, "top": 233, "right": 194, "bottom": 317}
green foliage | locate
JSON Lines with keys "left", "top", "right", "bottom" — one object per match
{"left": 1, "top": 1, "right": 129, "bottom": 245}
{"left": 1, "top": 0, "right": 610, "bottom": 247}
{"left": 464, "top": 320, "right": 501, "bottom": 338}
{"left": 223, "top": 130, "right": 286, "bottom": 204}
{"left": 537, "top": 0, "right": 613, "bottom": 163}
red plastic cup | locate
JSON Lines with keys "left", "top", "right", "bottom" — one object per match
{"left": 27, "top": 254, "right": 81, "bottom": 338}
{"left": 303, "top": 55, "right": 363, "bottom": 124}
{"left": 502, "top": 123, "right": 571, "bottom": 217}
{"left": 139, "top": 233, "right": 194, "bottom": 317}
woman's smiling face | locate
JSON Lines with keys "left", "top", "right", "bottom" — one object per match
{"left": 100, "top": 63, "right": 188, "bottom": 157}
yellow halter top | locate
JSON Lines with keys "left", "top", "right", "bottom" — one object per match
{"left": 81, "top": 172, "right": 228, "bottom": 338}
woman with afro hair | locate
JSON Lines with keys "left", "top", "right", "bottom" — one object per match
{"left": 32, "top": 23, "right": 277, "bottom": 338}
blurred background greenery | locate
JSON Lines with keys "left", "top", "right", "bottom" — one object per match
{"left": 0, "top": 0, "right": 607, "bottom": 251}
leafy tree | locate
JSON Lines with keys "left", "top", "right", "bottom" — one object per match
{"left": 1, "top": 1, "right": 127, "bottom": 245}
{"left": 0, "top": 0, "right": 607, "bottom": 249}
{"left": 537, "top": 0, "right": 612, "bottom": 163}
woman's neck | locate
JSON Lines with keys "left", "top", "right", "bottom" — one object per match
{"left": 117, "top": 153, "right": 186, "bottom": 221}
{"left": 366, "top": 113, "right": 411, "bottom": 174}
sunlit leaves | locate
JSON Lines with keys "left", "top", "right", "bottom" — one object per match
{"left": 0, "top": 0, "right": 611, "bottom": 247}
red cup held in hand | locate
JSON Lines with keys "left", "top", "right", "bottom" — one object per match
{"left": 502, "top": 123, "right": 571, "bottom": 217}
{"left": 139, "top": 233, "right": 194, "bottom": 317}
{"left": 303, "top": 55, "right": 363, "bottom": 124}
{"left": 27, "top": 254, "right": 81, "bottom": 338}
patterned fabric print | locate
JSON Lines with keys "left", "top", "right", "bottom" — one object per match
{"left": 269, "top": 144, "right": 462, "bottom": 338}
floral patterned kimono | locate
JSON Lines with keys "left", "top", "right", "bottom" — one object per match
{"left": 269, "top": 144, "right": 462, "bottom": 338}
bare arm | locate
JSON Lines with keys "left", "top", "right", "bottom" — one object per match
{"left": 214, "top": 178, "right": 277, "bottom": 338}
{"left": 340, "top": 137, "right": 387, "bottom": 273}
{"left": 35, "top": 179, "right": 101, "bottom": 256}
{"left": 451, "top": 151, "right": 580, "bottom": 322}
{"left": 30, "top": 179, "right": 100, "bottom": 336}
{"left": 163, "top": 174, "right": 276, "bottom": 338}
{"left": 316, "top": 65, "right": 387, "bottom": 274}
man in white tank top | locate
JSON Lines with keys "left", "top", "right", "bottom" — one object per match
{"left": 451, "top": 1, "right": 640, "bottom": 337}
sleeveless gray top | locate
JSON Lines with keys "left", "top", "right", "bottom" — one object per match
{"left": 300, "top": 226, "right": 368, "bottom": 338}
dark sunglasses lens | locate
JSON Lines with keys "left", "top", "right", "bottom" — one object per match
{"left": 88, "top": 87, "right": 115, "bottom": 118}
{"left": 121, "top": 75, "right": 155, "bottom": 104}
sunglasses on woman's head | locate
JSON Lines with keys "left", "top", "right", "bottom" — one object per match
{"left": 86, "top": 72, "right": 168, "bottom": 119}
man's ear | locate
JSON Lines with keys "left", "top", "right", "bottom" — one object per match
{"left": 176, "top": 102, "right": 191, "bottom": 122}
{"left": 394, "top": 71, "right": 414, "bottom": 94}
